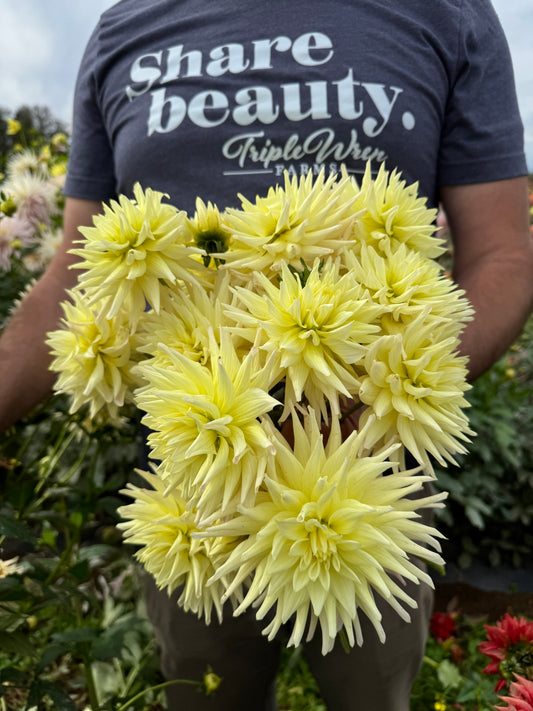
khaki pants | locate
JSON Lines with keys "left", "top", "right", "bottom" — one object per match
{"left": 144, "top": 573, "right": 433, "bottom": 711}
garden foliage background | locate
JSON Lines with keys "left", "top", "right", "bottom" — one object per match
{"left": 0, "top": 106, "right": 532, "bottom": 710}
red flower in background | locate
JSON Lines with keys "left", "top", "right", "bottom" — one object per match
{"left": 496, "top": 674, "right": 533, "bottom": 711}
{"left": 431, "top": 612, "right": 456, "bottom": 643}
{"left": 479, "top": 614, "right": 533, "bottom": 692}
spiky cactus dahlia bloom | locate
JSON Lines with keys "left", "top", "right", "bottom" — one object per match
{"left": 343, "top": 241, "right": 474, "bottom": 334}
{"left": 222, "top": 169, "right": 356, "bottom": 277}
{"left": 346, "top": 162, "right": 443, "bottom": 259}
{"left": 205, "top": 413, "right": 445, "bottom": 654}
{"left": 71, "top": 183, "right": 204, "bottom": 326}
{"left": 357, "top": 310, "right": 473, "bottom": 469}
{"left": 228, "top": 258, "right": 382, "bottom": 419}
{"left": 480, "top": 614, "right": 533, "bottom": 692}
{"left": 134, "top": 330, "right": 279, "bottom": 524}
{"left": 135, "top": 270, "right": 236, "bottom": 374}
{"left": 496, "top": 675, "right": 533, "bottom": 711}
{"left": 46, "top": 289, "right": 138, "bottom": 421}
{"left": 118, "top": 470, "right": 242, "bottom": 624}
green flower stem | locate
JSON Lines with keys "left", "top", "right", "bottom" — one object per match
{"left": 44, "top": 531, "right": 79, "bottom": 586}
{"left": 58, "top": 435, "right": 91, "bottom": 485}
{"left": 422, "top": 655, "right": 439, "bottom": 669}
{"left": 35, "top": 427, "right": 78, "bottom": 495}
{"left": 116, "top": 678, "right": 201, "bottom": 711}
{"left": 84, "top": 658, "right": 100, "bottom": 711}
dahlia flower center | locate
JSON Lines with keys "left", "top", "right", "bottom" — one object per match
{"left": 125, "top": 246, "right": 147, "bottom": 266}
{"left": 304, "top": 519, "right": 339, "bottom": 562}
{"left": 290, "top": 506, "right": 341, "bottom": 566}
{"left": 188, "top": 409, "right": 233, "bottom": 437}
{"left": 298, "top": 325, "right": 322, "bottom": 347}
{"left": 195, "top": 228, "right": 228, "bottom": 255}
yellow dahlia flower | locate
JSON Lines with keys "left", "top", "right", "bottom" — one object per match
{"left": 222, "top": 170, "right": 355, "bottom": 276}
{"left": 135, "top": 270, "right": 237, "bottom": 375}
{"left": 118, "top": 470, "right": 242, "bottom": 623}
{"left": 6, "top": 119, "right": 22, "bottom": 136}
{"left": 46, "top": 289, "right": 138, "bottom": 421}
{"left": 344, "top": 242, "right": 474, "bottom": 333}
{"left": 357, "top": 310, "right": 474, "bottom": 469}
{"left": 134, "top": 330, "right": 279, "bottom": 524}
{"left": 184, "top": 196, "right": 231, "bottom": 268}
{"left": 346, "top": 163, "right": 443, "bottom": 259}
{"left": 228, "top": 259, "right": 382, "bottom": 419}
{"left": 207, "top": 413, "right": 445, "bottom": 654}
{"left": 71, "top": 183, "right": 204, "bottom": 326}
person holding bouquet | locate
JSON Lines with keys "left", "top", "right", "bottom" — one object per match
{"left": 1, "top": 1, "right": 532, "bottom": 709}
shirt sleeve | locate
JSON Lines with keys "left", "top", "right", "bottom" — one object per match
{"left": 63, "top": 21, "right": 118, "bottom": 201}
{"left": 437, "top": 0, "right": 527, "bottom": 186}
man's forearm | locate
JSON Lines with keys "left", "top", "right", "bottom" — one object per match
{"left": 442, "top": 177, "right": 533, "bottom": 382}
{"left": 0, "top": 198, "right": 104, "bottom": 433}
{"left": 455, "top": 250, "right": 533, "bottom": 381}
{"left": 0, "top": 270, "right": 74, "bottom": 431}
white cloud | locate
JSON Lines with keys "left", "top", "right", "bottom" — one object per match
{"left": 492, "top": 0, "right": 533, "bottom": 169}
{"left": 1, "top": 0, "right": 115, "bottom": 124}
{"left": 2, "top": 3, "right": 53, "bottom": 108}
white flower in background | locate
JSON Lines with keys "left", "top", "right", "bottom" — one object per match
{"left": 23, "top": 227, "right": 63, "bottom": 272}
{"left": 2, "top": 172, "right": 57, "bottom": 228}
{"left": 0, "top": 557, "right": 24, "bottom": 578}
{"left": 6, "top": 149, "right": 46, "bottom": 178}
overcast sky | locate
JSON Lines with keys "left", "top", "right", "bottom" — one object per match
{"left": 2, "top": 0, "right": 532, "bottom": 170}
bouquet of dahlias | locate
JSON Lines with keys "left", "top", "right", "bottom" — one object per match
{"left": 46, "top": 164, "right": 474, "bottom": 654}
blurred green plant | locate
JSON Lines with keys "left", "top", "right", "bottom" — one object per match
{"left": 411, "top": 612, "right": 505, "bottom": 711}
{"left": 0, "top": 397, "right": 168, "bottom": 709}
{"left": 434, "top": 315, "right": 533, "bottom": 570}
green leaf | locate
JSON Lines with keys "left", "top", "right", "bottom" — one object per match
{"left": 27, "top": 679, "right": 77, "bottom": 711}
{"left": 0, "top": 630, "right": 38, "bottom": 659}
{"left": 69, "top": 511, "right": 84, "bottom": 528}
{"left": 52, "top": 626, "right": 99, "bottom": 646}
{"left": 78, "top": 543, "right": 118, "bottom": 561}
{"left": 465, "top": 505, "right": 486, "bottom": 529}
{"left": 40, "top": 527, "right": 57, "bottom": 548}
{"left": 0, "top": 513, "right": 36, "bottom": 543}
{"left": 38, "top": 627, "right": 99, "bottom": 670}
{"left": 38, "top": 642, "right": 69, "bottom": 670}
{"left": 68, "top": 559, "right": 90, "bottom": 582}
{"left": 0, "top": 576, "right": 29, "bottom": 602}
{"left": 91, "top": 620, "right": 134, "bottom": 661}
{"left": 437, "top": 659, "right": 462, "bottom": 689}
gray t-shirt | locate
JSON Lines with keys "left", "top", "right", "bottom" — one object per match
{"left": 64, "top": 0, "right": 527, "bottom": 211}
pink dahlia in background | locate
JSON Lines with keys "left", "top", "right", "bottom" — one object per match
{"left": 0, "top": 214, "right": 36, "bottom": 269}
{"left": 3, "top": 173, "right": 56, "bottom": 229}
{"left": 496, "top": 674, "right": 533, "bottom": 711}
{"left": 479, "top": 614, "right": 533, "bottom": 692}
